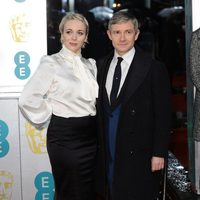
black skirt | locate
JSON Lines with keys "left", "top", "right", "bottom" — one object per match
{"left": 47, "top": 114, "right": 97, "bottom": 200}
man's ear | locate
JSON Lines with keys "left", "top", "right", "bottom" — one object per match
{"left": 107, "top": 30, "right": 112, "bottom": 40}
{"left": 135, "top": 29, "right": 140, "bottom": 41}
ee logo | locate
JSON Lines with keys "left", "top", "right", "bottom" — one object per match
{"left": 35, "top": 172, "right": 55, "bottom": 200}
{"left": 14, "top": 51, "right": 31, "bottom": 80}
{"left": 0, "top": 120, "right": 9, "bottom": 157}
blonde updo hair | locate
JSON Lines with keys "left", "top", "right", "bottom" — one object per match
{"left": 59, "top": 12, "right": 89, "bottom": 47}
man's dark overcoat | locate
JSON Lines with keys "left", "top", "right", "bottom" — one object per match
{"left": 95, "top": 47, "right": 171, "bottom": 200}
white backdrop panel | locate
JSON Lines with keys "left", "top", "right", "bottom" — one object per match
{"left": 0, "top": 98, "right": 22, "bottom": 200}
{"left": 0, "top": 0, "right": 47, "bottom": 92}
{"left": 19, "top": 111, "right": 54, "bottom": 200}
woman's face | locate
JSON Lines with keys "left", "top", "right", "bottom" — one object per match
{"left": 61, "top": 19, "right": 87, "bottom": 54}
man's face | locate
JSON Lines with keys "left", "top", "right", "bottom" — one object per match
{"left": 107, "top": 20, "right": 140, "bottom": 56}
{"left": 0, "top": 171, "right": 13, "bottom": 200}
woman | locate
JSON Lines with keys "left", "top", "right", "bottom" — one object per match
{"left": 19, "top": 12, "right": 98, "bottom": 200}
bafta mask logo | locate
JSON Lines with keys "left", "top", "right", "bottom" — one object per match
{"left": 0, "top": 171, "right": 13, "bottom": 200}
{"left": 25, "top": 122, "right": 47, "bottom": 154}
{"left": 9, "top": 13, "right": 31, "bottom": 42}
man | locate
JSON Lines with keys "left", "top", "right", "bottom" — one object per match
{"left": 190, "top": 27, "right": 200, "bottom": 142}
{"left": 95, "top": 11, "right": 171, "bottom": 200}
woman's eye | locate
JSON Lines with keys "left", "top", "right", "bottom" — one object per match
{"left": 77, "top": 31, "right": 84, "bottom": 35}
{"left": 65, "top": 30, "right": 71, "bottom": 34}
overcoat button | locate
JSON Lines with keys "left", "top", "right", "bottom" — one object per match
{"left": 130, "top": 150, "right": 134, "bottom": 156}
{"left": 109, "top": 113, "right": 113, "bottom": 117}
{"left": 131, "top": 109, "right": 135, "bottom": 115}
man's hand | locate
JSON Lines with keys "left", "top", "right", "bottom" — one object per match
{"left": 151, "top": 156, "right": 164, "bottom": 172}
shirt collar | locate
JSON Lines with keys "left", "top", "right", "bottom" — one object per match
{"left": 114, "top": 47, "right": 135, "bottom": 65}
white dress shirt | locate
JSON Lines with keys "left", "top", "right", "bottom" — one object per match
{"left": 106, "top": 47, "right": 136, "bottom": 101}
{"left": 19, "top": 47, "right": 99, "bottom": 126}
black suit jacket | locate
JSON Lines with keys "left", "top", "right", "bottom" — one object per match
{"left": 95, "top": 47, "right": 171, "bottom": 200}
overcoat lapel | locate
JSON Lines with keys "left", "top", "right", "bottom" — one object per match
{"left": 98, "top": 49, "right": 152, "bottom": 108}
{"left": 98, "top": 52, "right": 114, "bottom": 106}
{"left": 122, "top": 48, "right": 152, "bottom": 105}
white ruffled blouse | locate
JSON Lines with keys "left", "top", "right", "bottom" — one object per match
{"left": 19, "top": 47, "right": 99, "bottom": 126}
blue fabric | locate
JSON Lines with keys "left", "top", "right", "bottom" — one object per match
{"left": 105, "top": 105, "right": 121, "bottom": 192}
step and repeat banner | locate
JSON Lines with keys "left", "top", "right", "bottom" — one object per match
{"left": 0, "top": 0, "right": 47, "bottom": 92}
{"left": 0, "top": 0, "right": 55, "bottom": 199}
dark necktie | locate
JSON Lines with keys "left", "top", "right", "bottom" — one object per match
{"left": 110, "top": 57, "right": 123, "bottom": 105}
